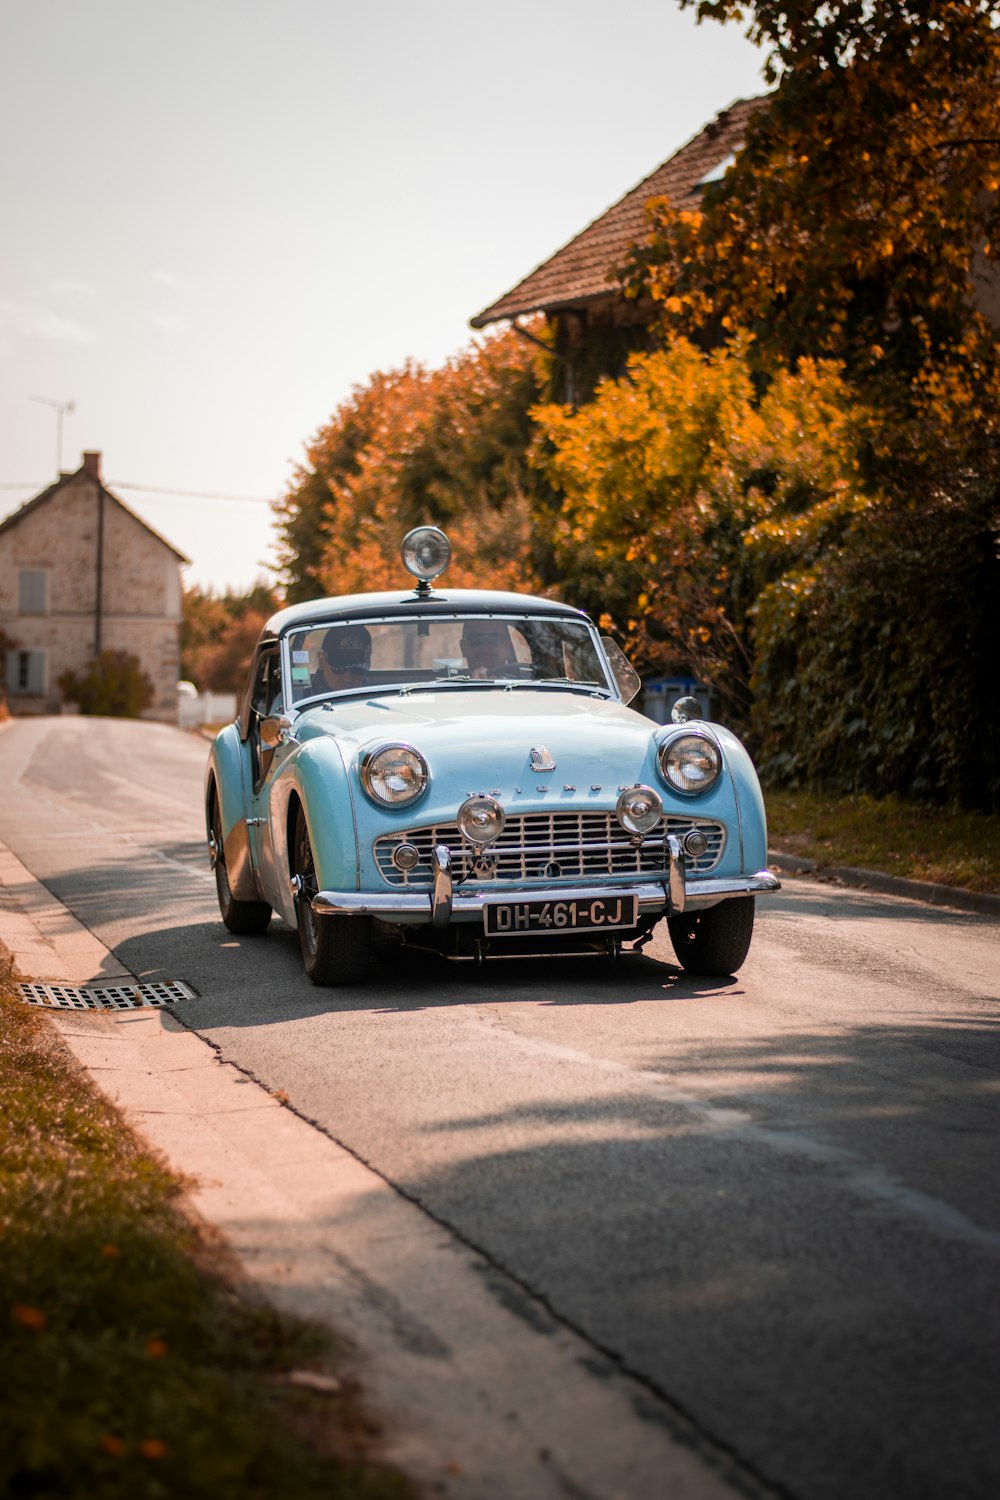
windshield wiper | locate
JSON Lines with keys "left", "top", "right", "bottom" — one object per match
{"left": 501, "top": 678, "right": 613, "bottom": 697}
{"left": 398, "top": 677, "right": 495, "bottom": 695}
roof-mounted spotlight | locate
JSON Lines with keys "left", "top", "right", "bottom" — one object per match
{"left": 401, "top": 526, "right": 451, "bottom": 597}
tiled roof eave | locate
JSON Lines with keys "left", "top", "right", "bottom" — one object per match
{"left": 470, "top": 95, "right": 766, "bottom": 332}
{"left": 472, "top": 287, "right": 626, "bottom": 329}
{"left": 0, "top": 471, "right": 190, "bottom": 565}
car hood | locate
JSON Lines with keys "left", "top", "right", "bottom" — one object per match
{"left": 295, "top": 688, "right": 657, "bottom": 789}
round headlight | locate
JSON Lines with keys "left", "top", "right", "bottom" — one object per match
{"left": 361, "top": 744, "right": 429, "bottom": 806}
{"left": 401, "top": 526, "right": 451, "bottom": 583}
{"left": 456, "top": 794, "right": 506, "bottom": 846}
{"left": 615, "top": 784, "right": 663, "bottom": 836}
{"left": 658, "top": 732, "right": 722, "bottom": 796}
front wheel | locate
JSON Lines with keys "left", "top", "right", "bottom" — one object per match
{"left": 293, "top": 805, "right": 370, "bottom": 985}
{"left": 210, "top": 798, "right": 271, "bottom": 935}
{"left": 667, "top": 896, "right": 755, "bottom": 976}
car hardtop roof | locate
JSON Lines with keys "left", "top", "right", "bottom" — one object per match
{"left": 264, "top": 588, "right": 592, "bottom": 638}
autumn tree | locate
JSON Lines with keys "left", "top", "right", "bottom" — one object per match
{"left": 275, "top": 327, "right": 557, "bottom": 601}
{"left": 626, "top": 1, "right": 1000, "bottom": 401}
{"left": 533, "top": 338, "right": 868, "bottom": 725}
{"left": 181, "top": 582, "right": 279, "bottom": 692}
{"left": 592, "top": 0, "right": 1000, "bottom": 806}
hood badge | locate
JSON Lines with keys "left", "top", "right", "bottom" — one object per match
{"left": 530, "top": 745, "right": 556, "bottom": 772}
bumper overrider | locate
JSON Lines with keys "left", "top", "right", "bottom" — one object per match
{"left": 310, "top": 836, "right": 780, "bottom": 928}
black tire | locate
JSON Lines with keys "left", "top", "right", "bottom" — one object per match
{"left": 293, "top": 805, "right": 370, "bottom": 985}
{"left": 667, "top": 896, "right": 755, "bottom": 976}
{"left": 210, "top": 797, "right": 272, "bottom": 935}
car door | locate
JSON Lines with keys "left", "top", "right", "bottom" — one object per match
{"left": 244, "top": 643, "right": 286, "bottom": 900}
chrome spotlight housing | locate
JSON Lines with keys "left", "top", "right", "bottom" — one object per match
{"left": 615, "top": 784, "right": 663, "bottom": 837}
{"left": 401, "top": 526, "right": 451, "bottom": 586}
{"left": 456, "top": 794, "right": 506, "bottom": 848}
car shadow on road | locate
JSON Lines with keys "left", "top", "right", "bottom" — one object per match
{"left": 112, "top": 917, "right": 744, "bottom": 1026}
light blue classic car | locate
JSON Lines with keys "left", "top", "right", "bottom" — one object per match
{"left": 206, "top": 527, "right": 779, "bottom": 984}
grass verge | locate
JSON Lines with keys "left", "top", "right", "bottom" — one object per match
{"left": 764, "top": 788, "right": 1000, "bottom": 894}
{"left": 0, "top": 942, "right": 412, "bottom": 1500}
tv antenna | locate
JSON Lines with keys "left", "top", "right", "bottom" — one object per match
{"left": 29, "top": 395, "right": 76, "bottom": 473}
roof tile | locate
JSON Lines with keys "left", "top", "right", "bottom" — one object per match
{"left": 471, "top": 97, "right": 764, "bottom": 328}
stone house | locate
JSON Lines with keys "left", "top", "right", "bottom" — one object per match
{"left": 0, "top": 452, "right": 189, "bottom": 722}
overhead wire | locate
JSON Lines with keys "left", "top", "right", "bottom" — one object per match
{"left": 0, "top": 479, "right": 277, "bottom": 504}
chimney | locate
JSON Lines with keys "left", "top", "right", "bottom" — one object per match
{"left": 82, "top": 450, "right": 102, "bottom": 481}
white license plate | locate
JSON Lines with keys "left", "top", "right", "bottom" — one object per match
{"left": 483, "top": 894, "right": 638, "bottom": 936}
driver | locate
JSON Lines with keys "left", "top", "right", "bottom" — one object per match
{"left": 461, "top": 620, "right": 514, "bottom": 679}
{"left": 313, "top": 624, "right": 371, "bottom": 692}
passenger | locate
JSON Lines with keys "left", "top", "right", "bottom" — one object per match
{"left": 313, "top": 625, "right": 371, "bottom": 692}
{"left": 461, "top": 620, "right": 514, "bottom": 679}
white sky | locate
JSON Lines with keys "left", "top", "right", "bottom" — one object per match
{"left": 0, "top": 0, "right": 764, "bottom": 593}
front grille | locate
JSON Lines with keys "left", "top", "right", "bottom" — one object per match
{"left": 374, "top": 812, "right": 725, "bottom": 888}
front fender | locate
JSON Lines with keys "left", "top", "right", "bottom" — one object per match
{"left": 205, "top": 724, "right": 259, "bottom": 902}
{"left": 714, "top": 725, "right": 768, "bottom": 873}
{"left": 268, "top": 734, "right": 360, "bottom": 912}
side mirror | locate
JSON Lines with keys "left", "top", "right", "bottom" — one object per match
{"left": 671, "top": 695, "right": 704, "bottom": 724}
{"left": 260, "top": 714, "right": 295, "bottom": 749}
{"left": 601, "top": 637, "right": 642, "bottom": 705}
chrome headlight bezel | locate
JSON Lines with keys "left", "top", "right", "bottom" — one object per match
{"left": 360, "top": 742, "right": 430, "bottom": 807}
{"left": 657, "top": 730, "right": 723, "bottom": 797}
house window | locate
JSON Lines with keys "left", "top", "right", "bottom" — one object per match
{"left": 19, "top": 569, "right": 49, "bottom": 615}
{"left": 6, "top": 649, "right": 47, "bottom": 696}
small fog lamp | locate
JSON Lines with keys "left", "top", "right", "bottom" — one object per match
{"left": 391, "top": 842, "right": 421, "bottom": 872}
{"left": 401, "top": 526, "right": 451, "bottom": 587}
{"left": 615, "top": 784, "right": 663, "bottom": 837}
{"left": 456, "top": 794, "right": 506, "bottom": 847}
{"left": 683, "top": 829, "right": 710, "bottom": 858}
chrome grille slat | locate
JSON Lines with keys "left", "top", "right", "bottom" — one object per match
{"left": 374, "top": 813, "right": 726, "bottom": 888}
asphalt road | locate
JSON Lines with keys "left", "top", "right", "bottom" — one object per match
{"left": 3, "top": 716, "right": 999, "bottom": 1500}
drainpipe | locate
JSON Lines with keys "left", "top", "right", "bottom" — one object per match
{"left": 95, "top": 487, "right": 104, "bottom": 656}
{"left": 84, "top": 451, "right": 104, "bottom": 657}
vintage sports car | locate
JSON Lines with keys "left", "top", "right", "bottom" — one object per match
{"left": 206, "top": 528, "right": 779, "bottom": 984}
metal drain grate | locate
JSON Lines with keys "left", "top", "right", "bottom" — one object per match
{"left": 19, "top": 980, "right": 197, "bottom": 1011}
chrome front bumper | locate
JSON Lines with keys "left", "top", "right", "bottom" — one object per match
{"left": 311, "top": 838, "right": 781, "bottom": 927}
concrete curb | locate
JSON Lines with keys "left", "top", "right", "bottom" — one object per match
{"left": 768, "top": 849, "right": 1000, "bottom": 919}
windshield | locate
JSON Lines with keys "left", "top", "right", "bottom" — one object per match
{"left": 284, "top": 614, "right": 614, "bottom": 706}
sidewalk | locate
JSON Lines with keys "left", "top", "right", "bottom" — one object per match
{"left": 0, "top": 839, "right": 748, "bottom": 1500}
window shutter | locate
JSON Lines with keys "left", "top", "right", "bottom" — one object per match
{"left": 19, "top": 570, "right": 48, "bottom": 614}
{"left": 5, "top": 650, "right": 47, "bottom": 695}
{"left": 28, "top": 651, "right": 47, "bottom": 694}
